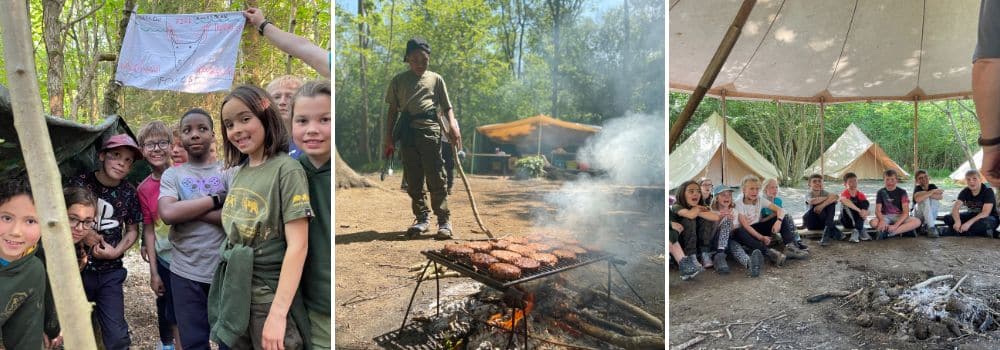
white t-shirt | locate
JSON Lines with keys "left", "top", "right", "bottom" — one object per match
{"left": 735, "top": 196, "right": 772, "bottom": 228}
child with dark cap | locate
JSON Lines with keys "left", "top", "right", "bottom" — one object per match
{"left": 384, "top": 37, "right": 463, "bottom": 239}
{"left": 67, "top": 133, "right": 143, "bottom": 349}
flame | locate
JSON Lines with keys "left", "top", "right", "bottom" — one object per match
{"left": 488, "top": 293, "right": 535, "bottom": 331}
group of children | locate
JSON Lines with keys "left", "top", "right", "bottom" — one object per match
{"left": 0, "top": 77, "right": 331, "bottom": 350}
{"left": 670, "top": 168, "right": 1000, "bottom": 281}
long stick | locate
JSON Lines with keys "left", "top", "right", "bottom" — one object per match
{"left": 912, "top": 275, "right": 954, "bottom": 290}
{"left": 0, "top": 2, "right": 98, "bottom": 348}
{"left": 668, "top": 0, "right": 756, "bottom": 151}
{"left": 453, "top": 144, "right": 492, "bottom": 237}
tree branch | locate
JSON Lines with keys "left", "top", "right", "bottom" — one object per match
{"left": 63, "top": 0, "right": 106, "bottom": 33}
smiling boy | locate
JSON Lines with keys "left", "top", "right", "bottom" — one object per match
{"left": 0, "top": 177, "right": 45, "bottom": 350}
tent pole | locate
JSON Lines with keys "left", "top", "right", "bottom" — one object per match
{"left": 0, "top": 2, "right": 98, "bottom": 348}
{"left": 537, "top": 121, "right": 542, "bottom": 156}
{"left": 721, "top": 90, "right": 728, "bottom": 184}
{"left": 820, "top": 99, "right": 826, "bottom": 176}
{"left": 471, "top": 130, "right": 477, "bottom": 174}
{"left": 668, "top": 0, "right": 756, "bottom": 151}
{"left": 913, "top": 97, "right": 919, "bottom": 174}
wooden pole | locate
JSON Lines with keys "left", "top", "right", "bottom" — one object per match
{"left": 913, "top": 98, "right": 919, "bottom": 174}
{"left": 721, "top": 91, "right": 728, "bottom": 184}
{"left": 536, "top": 121, "right": 543, "bottom": 156}
{"left": 820, "top": 99, "right": 825, "bottom": 176}
{"left": 668, "top": 0, "right": 756, "bottom": 151}
{"left": 0, "top": 2, "right": 97, "bottom": 348}
{"left": 453, "top": 145, "right": 492, "bottom": 237}
{"left": 471, "top": 130, "right": 477, "bottom": 174}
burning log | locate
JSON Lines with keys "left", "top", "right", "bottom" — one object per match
{"left": 579, "top": 308, "right": 644, "bottom": 336}
{"left": 587, "top": 287, "right": 664, "bottom": 330}
{"left": 564, "top": 313, "right": 665, "bottom": 349}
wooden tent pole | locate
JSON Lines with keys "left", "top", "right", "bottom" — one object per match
{"left": 721, "top": 90, "right": 728, "bottom": 184}
{"left": 537, "top": 120, "right": 542, "bottom": 156}
{"left": 471, "top": 130, "right": 477, "bottom": 174}
{"left": 820, "top": 99, "right": 826, "bottom": 176}
{"left": 668, "top": 0, "right": 756, "bottom": 151}
{"left": 913, "top": 97, "right": 919, "bottom": 174}
{"left": 0, "top": 2, "right": 98, "bottom": 348}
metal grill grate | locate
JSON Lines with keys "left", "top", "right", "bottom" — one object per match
{"left": 422, "top": 248, "right": 613, "bottom": 290}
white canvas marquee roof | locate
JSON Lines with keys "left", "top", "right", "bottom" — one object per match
{"left": 950, "top": 148, "right": 983, "bottom": 182}
{"left": 668, "top": 112, "right": 779, "bottom": 189}
{"left": 669, "top": 0, "right": 978, "bottom": 103}
{"left": 804, "top": 123, "right": 909, "bottom": 180}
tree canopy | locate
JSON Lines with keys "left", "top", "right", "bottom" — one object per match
{"left": 335, "top": 0, "right": 665, "bottom": 169}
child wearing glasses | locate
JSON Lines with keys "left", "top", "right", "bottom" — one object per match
{"left": 137, "top": 121, "right": 181, "bottom": 350}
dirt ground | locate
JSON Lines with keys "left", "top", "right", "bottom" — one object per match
{"left": 335, "top": 173, "right": 666, "bottom": 349}
{"left": 122, "top": 249, "right": 165, "bottom": 348}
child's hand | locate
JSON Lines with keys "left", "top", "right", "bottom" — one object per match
{"left": 953, "top": 222, "right": 963, "bottom": 232}
{"left": 91, "top": 237, "right": 120, "bottom": 260}
{"left": 771, "top": 220, "right": 781, "bottom": 234}
{"left": 760, "top": 235, "right": 772, "bottom": 246}
{"left": 671, "top": 221, "right": 683, "bottom": 232}
{"left": 150, "top": 273, "right": 165, "bottom": 297}
{"left": 961, "top": 222, "right": 973, "bottom": 233}
{"left": 860, "top": 209, "right": 869, "bottom": 218}
{"left": 262, "top": 313, "right": 287, "bottom": 350}
{"left": 140, "top": 246, "right": 149, "bottom": 263}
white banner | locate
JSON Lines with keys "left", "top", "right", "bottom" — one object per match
{"left": 115, "top": 12, "right": 245, "bottom": 93}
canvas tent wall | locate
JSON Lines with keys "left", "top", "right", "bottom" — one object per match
{"left": 950, "top": 148, "right": 983, "bottom": 182}
{"left": 0, "top": 83, "right": 138, "bottom": 180}
{"left": 669, "top": 0, "right": 978, "bottom": 103}
{"left": 804, "top": 124, "right": 908, "bottom": 180}
{"left": 668, "top": 112, "right": 779, "bottom": 189}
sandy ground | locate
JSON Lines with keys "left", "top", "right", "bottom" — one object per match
{"left": 335, "top": 173, "right": 666, "bottom": 349}
{"left": 668, "top": 235, "right": 1000, "bottom": 349}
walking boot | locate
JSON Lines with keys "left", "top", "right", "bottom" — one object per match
{"left": 783, "top": 243, "right": 808, "bottom": 259}
{"left": 766, "top": 249, "right": 787, "bottom": 267}
{"left": 435, "top": 217, "right": 453, "bottom": 240}
{"left": 729, "top": 241, "right": 751, "bottom": 268}
{"left": 714, "top": 252, "right": 730, "bottom": 274}
{"left": 849, "top": 229, "right": 860, "bottom": 243}
{"left": 679, "top": 255, "right": 703, "bottom": 280}
{"left": 407, "top": 214, "right": 430, "bottom": 238}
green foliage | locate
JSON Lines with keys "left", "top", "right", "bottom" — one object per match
{"left": 22, "top": 0, "right": 330, "bottom": 127}
{"left": 335, "top": 0, "right": 665, "bottom": 168}
{"left": 514, "top": 155, "right": 545, "bottom": 177}
{"left": 669, "top": 92, "right": 982, "bottom": 176}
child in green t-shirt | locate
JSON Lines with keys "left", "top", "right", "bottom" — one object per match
{"left": 0, "top": 177, "right": 45, "bottom": 350}
{"left": 212, "top": 85, "right": 313, "bottom": 349}
{"left": 290, "top": 80, "right": 332, "bottom": 349}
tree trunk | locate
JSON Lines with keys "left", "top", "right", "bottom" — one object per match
{"left": 516, "top": 0, "right": 526, "bottom": 79}
{"left": 42, "top": 0, "right": 67, "bottom": 117}
{"left": 0, "top": 1, "right": 98, "bottom": 347}
{"left": 336, "top": 148, "right": 374, "bottom": 188}
{"left": 102, "top": 0, "right": 137, "bottom": 117}
{"left": 359, "top": 0, "right": 371, "bottom": 164}
{"left": 545, "top": 0, "right": 583, "bottom": 119}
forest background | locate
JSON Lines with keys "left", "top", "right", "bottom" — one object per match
{"left": 3, "top": 0, "right": 330, "bottom": 130}
{"left": 669, "top": 92, "right": 984, "bottom": 187}
{"left": 334, "top": 0, "right": 665, "bottom": 172}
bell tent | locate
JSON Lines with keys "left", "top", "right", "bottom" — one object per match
{"left": 668, "top": 112, "right": 779, "bottom": 189}
{"left": 804, "top": 124, "right": 908, "bottom": 180}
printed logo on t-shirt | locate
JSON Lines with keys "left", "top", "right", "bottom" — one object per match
{"left": 96, "top": 198, "right": 120, "bottom": 232}
{"left": 1, "top": 292, "right": 28, "bottom": 320}
{"left": 180, "top": 176, "right": 225, "bottom": 198}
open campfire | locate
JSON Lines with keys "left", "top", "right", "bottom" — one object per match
{"left": 815, "top": 267, "right": 1000, "bottom": 346}
{"left": 379, "top": 233, "right": 665, "bottom": 349}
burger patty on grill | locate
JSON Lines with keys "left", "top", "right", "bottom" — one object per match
{"left": 508, "top": 236, "right": 529, "bottom": 245}
{"left": 564, "top": 245, "right": 587, "bottom": 255}
{"left": 526, "top": 242, "right": 552, "bottom": 252}
{"left": 470, "top": 252, "right": 498, "bottom": 270}
{"left": 466, "top": 241, "right": 493, "bottom": 252}
{"left": 488, "top": 262, "right": 522, "bottom": 280}
{"left": 490, "top": 239, "right": 511, "bottom": 250}
{"left": 507, "top": 244, "right": 536, "bottom": 256}
{"left": 512, "top": 257, "right": 540, "bottom": 271}
{"left": 442, "top": 243, "right": 474, "bottom": 258}
{"left": 530, "top": 252, "right": 558, "bottom": 266}
{"left": 551, "top": 249, "right": 577, "bottom": 261}
{"left": 490, "top": 250, "right": 522, "bottom": 263}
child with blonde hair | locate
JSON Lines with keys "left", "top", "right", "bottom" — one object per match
{"left": 733, "top": 175, "right": 787, "bottom": 277}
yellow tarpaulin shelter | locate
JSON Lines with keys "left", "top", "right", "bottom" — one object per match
{"left": 475, "top": 114, "right": 600, "bottom": 155}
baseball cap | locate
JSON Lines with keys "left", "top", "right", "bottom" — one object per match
{"left": 102, "top": 133, "right": 142, "bottom": 159}
{"left": 712, "top": 184, "right": 736, "bottom": 196}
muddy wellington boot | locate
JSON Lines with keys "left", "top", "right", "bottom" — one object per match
{"left": 765, "top": 249, "right": 786, "bottom": 267}
{"left": 407, "top": 215, "right": 431, "bottom": 238}
{"left": 713, "top": 252, "right": 730, "bottom": 274}
{"left": 748, "top": 250, "right": 764, "bottom": 277}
